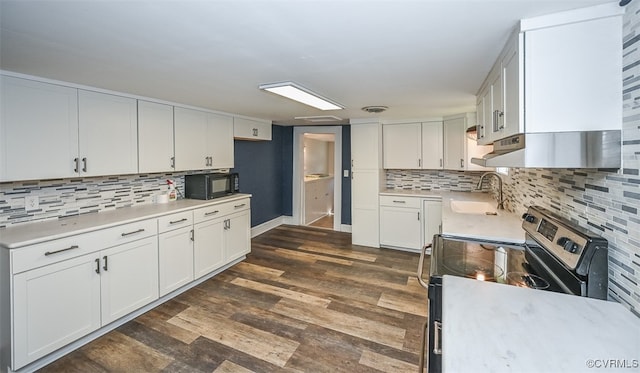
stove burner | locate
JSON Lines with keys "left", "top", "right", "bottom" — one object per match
{"left": 441, "top": 255, "right": 504, "bottom": 281}
{"left": 506, "top": 272, "right": 550, "bottom": 290}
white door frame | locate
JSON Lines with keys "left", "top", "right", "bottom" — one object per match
{"left": 292, "top": 126, "right": 342, "bottom": 231}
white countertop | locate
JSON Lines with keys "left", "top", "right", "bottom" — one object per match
{"left": 380, "top": 190, "right": 525, "bottom": 243}
{"left": 0, "top": 194, "right": 252, "bottom": 249}
{"left": 442, "top": 275, "right": 640, "bottom": 373}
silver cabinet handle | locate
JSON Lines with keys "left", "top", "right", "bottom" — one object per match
{"left": 460, "top": 159, "right": 464, "bottom": 168}
{"left": 45, "top": 245, "right": 79, "bottom": 256}
{"left": 82, "top": 157, "right": 87, "bottom": 172}
{"left": 498, "top": 111, "right": 505, "bottom": 130}
{"left": 204, "top": 210, "right": 219, "bottom": 216}
{"left": 433, "top": 321, "right": 442, "bottom": 355}
{"left": 190, "top": 229, "right": 194, "bottom": 242}
{"left": 417, "top": 243, "right": 431, "bottom": 289}
{"left": 103, "top": 255, "right": 108, "bottom": 271}
{"left": 440, "top": 159, "right": 443, "bottom": 167}
{"left": 418, "top": 159, "right": 422, "bottom": 168}
{"left": 252, "top": 128, "right": 258, "bottom": 136}
{"left": 170, "top": 218, "right": 188, "bottom": 224}
{"left": 170, "top": 156, "right": 175, "bottom": 169}
{"left": 73, "top": 158, "right": 79, "bottom": 173}
{"left": 417, "top": 212, "right": 420, "bottom": 221}
{"left": 121, "top": 228, "right": 145, "bottom": 237}
{"left": 234, "top": 203, "right": 246, "bottom": 208}
{"left": 95, "top": 258, "right": 100, "bottom": 274}
{"left": 392, "top": 200, "right": 406, "bottom": 204}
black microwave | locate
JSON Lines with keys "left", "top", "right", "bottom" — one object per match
{"left": 184, "top": 173, "right": 239, "bottom": 200}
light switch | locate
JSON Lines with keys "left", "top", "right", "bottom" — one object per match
{"left": 343, "top": 170, "right": 349, "bottom": 177}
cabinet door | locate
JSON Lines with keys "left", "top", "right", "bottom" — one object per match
{"left": 0, "top": 76, "right": 79, "bottom": 181}
{"left": 443, "top": 117, "right": 466, "bottom": 170}
{"left": 158, "top": 226, "right": 194, "bottom": 296}
{"left": 234, "top": 117, "right": 272, "bottom": 141}
{"left": 481, "top": 87, "right": 494, "bottom": 145}
{"left": 423, "top": 200, "right": 442, "bottom": 246}
{"left": 78, "top": 90, "right": 138, "bottom": 177}
{"left": 174, "top": 107, "right": 208, "bottom": 171}
{"left": 138, "top": 100, "right": 175, "bottom": 173}
{"left": 382, "top": 123, "right": 421, "bottom": 169}
{"left": 421, "top": 121, "right": 443, "bottom": 169}
{"left": 13, "top": 253, "right": 101, "bottom": 370}
{"left": 193, "top": 218, "right": 225, "bottom": 279}
{"left": 224, "top": 211, "right": 251, "bottom": 263}
{"left": 489, "top": 72, "right": 503, "bottom": 141}
{"left": 379, "top": 206, "right": 422, "bottom": 250}
{"left": 502, "top": 41, "right": 521, "bottom": 139}
{"left": 351, "top": 123, "right": 380, "bottom": 170}
{"left": 100, "top": 236, "right": 159, "bottom": 325}
{"left": 207, "top": 113, "right": 234, "bottom": 169}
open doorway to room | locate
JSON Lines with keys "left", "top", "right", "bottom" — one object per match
{"left": 292, "top": 126, "right": 342, "bottom": 231}
{"left": 303, "top": 133, "right": 335, "bottom": 229}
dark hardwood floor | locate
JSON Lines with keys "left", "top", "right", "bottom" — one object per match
{"left": 308, "top": 215, "right": 334, "bottom": 230}
{"left": 40, "top": 225, "right": 429, "bottom": 373}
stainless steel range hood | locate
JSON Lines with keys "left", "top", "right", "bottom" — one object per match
{"left": 470, "top": 131, "right": 621, "bottom": 169}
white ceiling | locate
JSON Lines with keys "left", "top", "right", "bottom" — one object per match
{"left": 0, "top": 0, "right": 615, "bottom": 126}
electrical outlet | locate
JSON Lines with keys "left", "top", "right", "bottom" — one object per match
{"left": 25, "top": 196, "right": 39, "bottom": 211}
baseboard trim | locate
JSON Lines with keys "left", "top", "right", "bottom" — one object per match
{"left": 340, "top": 224, "right": 352, "bottom": 233}
{"left": 251, "top": 216, "right": 285, "bottom": 238}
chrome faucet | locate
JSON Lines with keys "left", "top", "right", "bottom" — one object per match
{"left": 476, "top": 172, "right": 505, "bottom": 210}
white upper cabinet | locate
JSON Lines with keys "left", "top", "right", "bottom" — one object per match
{"left": 175, "top": 107, "right": 234, "bottom": 171}
{"left": 421, "top": 121, "right": 443, "bottom": 169}
{"left": 478, "top": 5, "right": 622, "bottom": 143}
{"left": 138, "top": 100, "right": 175, "bottom": 173}
{"left": 383, "top": 121, "right": 444, "bottom": 170}
{"left": 234, "top": 117, "right": 272, "bottom": 141}
{"left": 78, "top": 90, "right": 138, "bottom": 177}
{"left": 443, "top": 117, "right": 465, "bottom": 170}
{"left": 383, "top": 123, "right": 422, "bottom": 169}
{"left": 207, "top": 113, "right": 234, "bottom": 169}
{"left": 0, "top": 76, "right": 79, "bottom": 181}
{"left": 174, "top": 107, "right": 209, "bottom": 171}
{"left": 351, "top": 123, "right": 381, "bottom": 170}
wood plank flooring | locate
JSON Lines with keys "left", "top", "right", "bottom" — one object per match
{"left": 39, "top": 225, "right": 429, "bottom": 373}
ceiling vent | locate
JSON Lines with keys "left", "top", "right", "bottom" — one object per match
{"left": 361, "top": 106, "right": 388, "bottom": 113}
{"left": 294, "top": 115, "right": 343, "bottom": 123}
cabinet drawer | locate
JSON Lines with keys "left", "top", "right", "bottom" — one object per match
{"left": 158, "top": 211, "right": 193, "bottom": 233}
{"left": 379, "top": 195, "right": 421, "bottom": 208}
{"left": 194, "top": 198, "right": 250, "bottom": 224}
{"left": 11, "top": 219, "right": 157, "bottom": 274}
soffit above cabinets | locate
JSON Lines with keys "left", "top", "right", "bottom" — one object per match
{"left": 0, "top": 0, "right": 616, "bottom": 125}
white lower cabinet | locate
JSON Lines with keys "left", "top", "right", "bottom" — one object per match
{"left": 379, "top": 195, "right": 442, "bottom": 252}
{"left": 13, "top": 253, "right": 101, "bottom": 369}
{"left": 4, "top": 197, "right": 252, "bottom": 371}
{"left": 12, "top": 235, "right": 159, "bottom": 370}
{"left": 380, "top": 197, "right": 422, "bottom": 251}
{"left": 193, "top": 217, "right": 225, "bottom": 280}
{"left": 225, "top": 210, "right": 251, "bottom": 263}
{"left": 158, "top": 225, "right": 194, "bottom": 297}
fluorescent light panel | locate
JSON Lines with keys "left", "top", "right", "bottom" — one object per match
{"left": 294, "top": 115, "right": 343, "bottom": 122}
{"left": 259, "top": 82, "right": 344, "bottom": 111}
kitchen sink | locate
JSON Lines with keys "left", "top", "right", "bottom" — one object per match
{"left": 449, "top": 200, "right": 498, "bottom": 215}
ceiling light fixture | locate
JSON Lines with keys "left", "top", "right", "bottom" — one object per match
{"left": 362, "top": 106, "right": 388, "bottom": 113}
{"left": 294, "top": 115, "right": 343, "bottom": 123}
{"left": 259, "top": 82, "right": 344, "bottom": 111}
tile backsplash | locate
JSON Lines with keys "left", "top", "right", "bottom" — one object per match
{"left": 0, "top": 173, "right": 187, "bottom": 228}
{"left": 385, "top": 169, "right": 492, "bottom": 192}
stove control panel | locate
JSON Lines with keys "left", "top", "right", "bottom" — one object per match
{"left": 521, "top": 206, "right": 589, "bottom": 270}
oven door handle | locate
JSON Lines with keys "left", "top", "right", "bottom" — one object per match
{"left": 417, "top": 243, "right": 432, "bottom": 289}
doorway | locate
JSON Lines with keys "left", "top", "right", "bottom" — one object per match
{"left": 292, "top": 126, "right": 342, "bottom": 231}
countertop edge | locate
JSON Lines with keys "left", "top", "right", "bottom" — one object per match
{"left": 1, "top": 194, "right": 252, "bottom": 249}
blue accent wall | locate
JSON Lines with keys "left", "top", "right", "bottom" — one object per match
{"left": 232, "top": 125, "right": 285, "bottom": 227}
{"left": 341, "top": 125, "right": 351, "bottom": 225}
{"left": 281, "top": 126, "right": 294, "bottom": 216}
